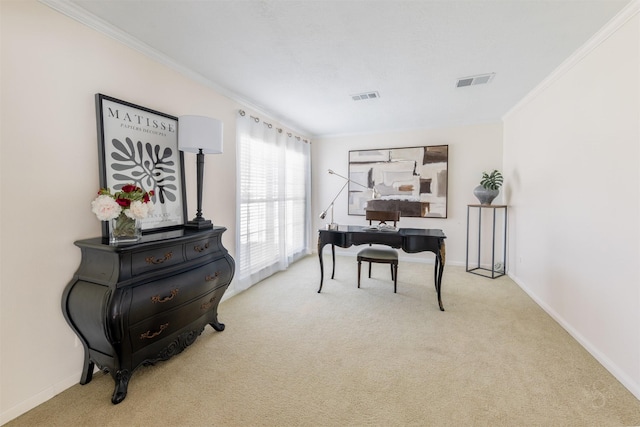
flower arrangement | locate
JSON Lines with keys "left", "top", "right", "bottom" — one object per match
{"left": 91, "top": 184, "right": 155, "bottom": 220}
{"left": 91, "top": 184, "right": 154, "bottom": 241}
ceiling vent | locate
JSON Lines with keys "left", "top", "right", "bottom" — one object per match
{"left": 456, "top": 73, "right": 495, "bottom": 88}
{"left": 351, "top": 91, "right": 380, "bottom": 101}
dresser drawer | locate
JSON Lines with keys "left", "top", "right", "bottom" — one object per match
{"left": 128, "top": 258, "right": 233, "bottom": 324}
{"left": 131, "top": 244, "right": 184, "bottom": 276}
{"left": 185, "top": 234, "right": 221, "bottom": 261}
{"left": 128, "top": 288, "right": 224, "bottom": 353}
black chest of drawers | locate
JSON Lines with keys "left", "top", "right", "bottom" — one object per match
{"left": 62, "top": 227, "right": 235, "bottom": 404}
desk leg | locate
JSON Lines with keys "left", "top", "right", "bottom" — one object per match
{"left": 331, "top": 244, "right": 336, "bottom": 280}
{"left": 318, "top": 243, "right": 336, "bottom": 293}
{"left": 434, "top": 241, "right": 446, "bottom": 311}
{"left": 317, "top": 242, "right": 325, "bottom": 293}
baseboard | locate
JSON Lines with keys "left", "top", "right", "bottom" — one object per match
{"left": 508, "top": 272, "right": 640, "bottom": 401}
{"left": 1, "top": 371, "right": 81, "bottom": 425}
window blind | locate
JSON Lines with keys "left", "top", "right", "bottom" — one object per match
{"left": 236, "top": 113, "right": 311, "bottom": 292}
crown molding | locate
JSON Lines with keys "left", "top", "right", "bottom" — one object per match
{"left": 38, "top": 0, "right": 216, "bottom": 89}
{"left": 37, "top": 0, "right": 312, "bottom": 138}
{"left": 503, "top": 0, "right": 640, "bottom": 120}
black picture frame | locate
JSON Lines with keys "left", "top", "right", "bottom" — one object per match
{"left": 95, "top": 94, "right": 187, "bottom": 238}
{"left": 348, "top": 145, "right": 448, "bottom": 218}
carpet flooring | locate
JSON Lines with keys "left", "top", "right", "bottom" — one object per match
{"left": 6, "top": 255, "right": 640, "bottom": 426}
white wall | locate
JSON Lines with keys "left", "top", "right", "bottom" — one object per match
{"left": 503, "top": 7, "right": 640, "bottom": 398}
{"left": 0, "top": 1, "right": 302, "bottom": 423}
{"left": 312, "top": 123, "right": 504, "bottom": 265}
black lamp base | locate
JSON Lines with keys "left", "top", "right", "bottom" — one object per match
{"left": 185, "top": 217, "right": 213, "bottom": 230}
{"left": 186, "top": 150, "right": 213, "bottom": 230}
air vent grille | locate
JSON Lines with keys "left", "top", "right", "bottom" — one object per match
{"left": 351, "top": 91, "right": 380, "bottom": 101}
{"left": 456, "top": 73, "right": 495, "bottom": 88}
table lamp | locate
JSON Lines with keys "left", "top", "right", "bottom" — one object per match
{"left": 178, "top": 115, "right": 223, "bottom": 229}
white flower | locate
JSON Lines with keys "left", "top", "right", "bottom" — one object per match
{"left": 125, "top": 200, "right": 151, "bottom": 219}
{"left": 91, "top": 195, "right": 122, "bottom": 221}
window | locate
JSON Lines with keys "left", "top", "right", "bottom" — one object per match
{"left": 236, "top": 112, "right": 311, "bottom": 292}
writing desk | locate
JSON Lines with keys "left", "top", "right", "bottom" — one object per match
{"left": 317, "top": 226, "right": 447, "bottom": 311}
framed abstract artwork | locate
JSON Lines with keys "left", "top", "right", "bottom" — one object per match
{"left": 348, "top": 145, "right": 448, "bottom": 218}
{"left": 95, "top": 94, "right": 187, "bottom": 237}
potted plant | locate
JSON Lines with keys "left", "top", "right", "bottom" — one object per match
{"left": 473, "top": 169, "right": 503, "bottom": 205}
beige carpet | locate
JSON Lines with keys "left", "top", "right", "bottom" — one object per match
{"left": 7, "top": 255, "right": 640, "bottom": 426}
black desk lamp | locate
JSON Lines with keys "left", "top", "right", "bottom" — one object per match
{"left": 178, "top": 115, "right": 223, "bottom": 229}
{"left": 319, "top": 169, "right": 379, "bottom": 230}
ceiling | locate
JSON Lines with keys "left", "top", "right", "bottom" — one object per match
{"left": 54, "top": 0, "right": 630, "bottom": 137}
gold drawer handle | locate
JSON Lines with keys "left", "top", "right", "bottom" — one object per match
{"left": 140, "top": 323, "right": 169, "bottom": 340}
{"left": 151, "top": 288, "right": 179, "bottom": 303}
{"left": 145, "top": 252, "right": 173, "bottom": 265}
{"left": 201, "top": 296, "right": 216, "bottom": 310}
{"left": 205, "top": 271, "right": 221, "bottom": 282}
{"left": 194, "top": 242, "right": 210, "bottom": 253}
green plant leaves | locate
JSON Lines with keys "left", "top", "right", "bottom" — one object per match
{"left": 480, "top": 169, "right": 503, "bottom": 190}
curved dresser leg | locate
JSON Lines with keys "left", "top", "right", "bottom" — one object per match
{"left": 80, "top": 356, "right": 94, "bottom": 385}
{"left": 210, "top": 319, "right": 226, "bottom": 331}
{"left": 111, "top": 370, "right": 131, "bottom": 404}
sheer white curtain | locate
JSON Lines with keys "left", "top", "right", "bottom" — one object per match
{"left": 236, "top": 111, "right": 311, "bottom": 292}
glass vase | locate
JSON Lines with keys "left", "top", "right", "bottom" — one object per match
{"left": 110, "top": 213, "right": 141, "bottom": 244}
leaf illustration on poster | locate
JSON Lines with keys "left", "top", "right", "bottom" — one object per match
{"left": 96, "top": 94, "right": 186, "bottom": 237}
{"left": 109, "top": 137, "right": 178, "bottom": 203}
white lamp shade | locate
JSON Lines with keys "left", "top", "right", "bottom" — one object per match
{"left": 178, "top": 115, "right": 223, "bottom": 154}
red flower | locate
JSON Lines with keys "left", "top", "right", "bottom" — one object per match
{"left": 144, "top": 190, "right": 155, "bottom": 203}
{"left": 116, "top": 198, "right": 131, "bottom": 208}
{"left": 121, "top": 184, "right": 138, "bottom": 193}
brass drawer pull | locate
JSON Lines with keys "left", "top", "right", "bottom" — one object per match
{"left": 145, "top": 252, "right": 173, "bottom": 265}
{"left": 140, "top": 323, "right": 169, "bottom": 340}
{"left": 201, "top": 296, "right": 216, "bottom": 310}
{"left": 151, "top": 289, "right": 179, "bottom": 303}
{"left": 205, "top": 271, "right": 221, "bottom": 282}
{"left": 194, "top": 242, "right": 210, "bottom": 253}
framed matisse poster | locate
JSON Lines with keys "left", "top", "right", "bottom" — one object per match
{"left": 95, "top": 94, "right": 187, "bottom": 237}
{"left": 348, "top": 145, "right": 448, "bottom": 218}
